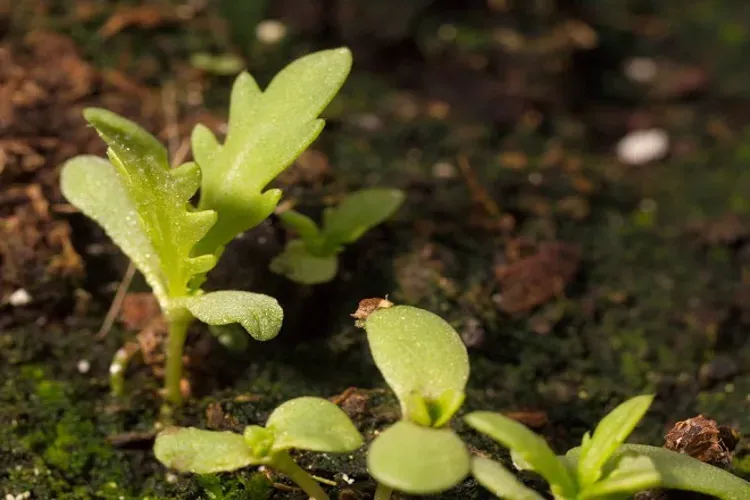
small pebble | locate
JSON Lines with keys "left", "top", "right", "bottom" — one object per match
{"left": 165, "top": 472, "right": 178, "bottom": 484}
{"left": 616, "top": 128, "right": 669, "bottom": 165}
{"left": 256, "top": 20, "right": 287, "bottom": 44}
{"left": 77, "top": 360, "right": 91, "bottom": 374}
{"left": 8, "top": 289, "right": 31, "bottom": 307}
{"left": 432, "top": 161, "right": 457, "bottom": 179}
{"left": 624, "top": 57, "right": 658, "bottom": 84}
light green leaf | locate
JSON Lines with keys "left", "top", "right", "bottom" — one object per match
{"left": 568, "top": 444, "right": 750, "bottom": 500}
{"left": 265, "top": 397, "right": 363, "bottom": 453}
{"left": 579, "top": 455, "right": 660, "bottom": 499}
{"left": 464, "top": 412, "right": 576, "bottom": 498}
{"left": 471, "top": 457, "right": 545, "bottom": 500}
{"left": 322, "top": 188, "right": 405, "bottom": 246}
{"left": 269, "top": 240, "right": 338, "bottom": 285}
{"left": 364, "top": 306, "right": 469, "bottom": 425}
{"left": 60, "top": 156, "right": 167, "bottom": 302}
{"left": 194, "top": 48, "right": 353, "bottom": 255}
{"left": 367, "top": 421, "right": 469, "bottom": 494}
{"left": 576, "top": 394, "right": 654, "bottom": 487}
{"left": 154, "top": 427, "right": 262, "bottom": 474}
{"left": 179, "top": 291, "right": 283, "bottom": 341}
{"left": 81, "top": 108, "right": 218, "bottom": 301}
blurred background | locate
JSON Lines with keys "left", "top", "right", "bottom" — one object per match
{"left": 1, "top": 1, "right": 750, "bottom": 498}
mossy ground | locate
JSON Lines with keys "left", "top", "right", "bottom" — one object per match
{"left": 1, "top": 1, "right": 750, "bottom": 499}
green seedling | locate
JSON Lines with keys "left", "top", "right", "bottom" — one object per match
{"left": 465, "top": 395, "right": 750, "bottom": 500}
{"left": 60, "top": 48, "right": 352, "bottom": 407}
{"left": 270, "top": 188, "right": 405, "bottom": 284}
{"left": 357, "top": 302, "right": 471, "bottom": 499}
{"left": 154, "top": 397, "right": 363, "bottom": 500}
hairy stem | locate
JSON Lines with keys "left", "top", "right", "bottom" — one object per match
{"left": 273, "top": 452, "right": 330, "bottom": 500}
{"left": 374, "top": 483, "right": 393, "bottom": 500}
{"left": 164, "top": 315, "right": 192, "bottom": 405}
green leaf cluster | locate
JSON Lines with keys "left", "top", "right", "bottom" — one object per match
{"left": 270, "top": 188, "right": 405, "bottom": 284}
{"left": 464, "top": 394, "right": 750, "bottom": 500}
{"left": 154, "top": 397, "right": 362, "bottom": 500}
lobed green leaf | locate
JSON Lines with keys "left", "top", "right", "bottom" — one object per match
{"left": 60, "top": 156, "right": 167, "bottom": 302}
{"left": 179, "top": 291, "right": 283, "bottom": 341}
{"left": 81, "top": 108, "right": 218, "bottom": 302}
{"left": 576, "top": 394, "right": 654, "bottom": 487}
{"left": 367, "top": 421, "right": 469, "bottom": 494}
{"left": 364, "top": 306, "right": 469, "bottom": 425}
{"left": 154, "top": 427, "right": 262, "bottom": 474}
{"left": 193, "top": 48, "right": 353, "bottom": 256}
{"left": 464, "top": 412, "right": 576, "bottom": 498}
{"left": 265, "top": 397, "right": 363, "bottom": 453}
{"left": 471, "top": 457, "right": 545, "bottom": 500}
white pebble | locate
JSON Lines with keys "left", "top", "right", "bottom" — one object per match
{"left": 8, "top": 289, "right": 31, "bottom": 307}
{"left": 624, "top": 57, "right": 657, "bottom": 84}
{"left": 616, "top": 128, "right": 669, "bottom": 165}
{"left": 77, "top": 360, "right": 91, "bottom": 374}
{"left": 165, "top": 472, "right": 178, "bottom": 484}
{"left": 432, "top": 161, "right": 457, "bottom": 179}
{"left": 256, "top": 20, "right": 287, "bottom": 44}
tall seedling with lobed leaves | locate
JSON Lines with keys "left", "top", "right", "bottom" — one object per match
{"left": 61, "top": 48, "right": 352, "bottom": 407}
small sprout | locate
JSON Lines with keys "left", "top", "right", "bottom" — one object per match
{"left": 359, "top": 304, "right": 471, "bottom": 496}
{"left": 465, "top": 395, "right": 750, "bottom": 500}
{"left": 270, "top": 188, "right": 405, "bottom": 284}
{"left": 60, "top": 48, "right": 353, "bottom": 407}
{"left": 155, "top": 397, "right": 363, "bottom": 500}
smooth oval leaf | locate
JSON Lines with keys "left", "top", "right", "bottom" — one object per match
{"left": 577, "top": 394, "right": 654, "bottom": 487}
{"left": 364, "top": 306, "right": 469, "bottom": 424}
{"left": 60, "top": 155, "right": 167, "bottom": 302}
{"left": 180, "top": 291, "right": 283, "bottom": 341}
{"left": 471, "top": 457, "right": 545, "bottom": 500}
{"left": 464, "top": 412, "right": 576, "bottom": 498}
{"left": 579, "top": 455, "right": 661, "bottom": 499}
{"left": 269, "top": 240, "right": 338, "bottom": 285}
{"left": 266, "top": 397, "right": 363, "bottom": 453}
{"left": 322, "top": 188, "right": 405, "bottom": 245}
{"left": 154, "top": 427, "right": 262, "bottom": 474}
{"left": 367, "top": 421, "right": 470, "bottom": 494}
{"left": 567, "top": 444, "right": 750, "bottom": 500}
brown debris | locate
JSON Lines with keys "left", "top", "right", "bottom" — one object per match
{"left": 664, "top": 415, "right": 739, "bottom": 468}
{"left": 502, "top": 410, "right": 549, "bottom": 428}
{"left": 351, "top": 297, "right": 394, "bottom": 327}
{"left": 687, "top": 213, "right": 749, "bottom": 246}
{"left": 119, "top": 293, "right": 162, "bottom": 331}
{"left": 97, "top": 5, "right": 182, "bottom": 39}
{"left": 494, "top": 241, "right": 581, "bottom": 314}
{"left": 330, "top": 387, "right": 370, "bottom": 420}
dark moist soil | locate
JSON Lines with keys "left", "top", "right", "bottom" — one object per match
{"left": 2, "top": 1, "right": 750, "bottom": 499}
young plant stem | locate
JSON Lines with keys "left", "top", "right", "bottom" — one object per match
{"left": 164, "top": 314, "right": 192, "bottom": 406}
{"left": 374, "top": 483, "right": 393, "bottom": 500}
{"left": 273, "top": 452, "right": 330, "bottom": 500}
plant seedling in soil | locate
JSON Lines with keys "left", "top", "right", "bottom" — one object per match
{"left": 355, "top": 300, "right": 471, "bottom": 498}
{"left": 60, "top": 48, "right": 352, "bottom": 408}
{"left": 270, "top": 188, "right": 405, "bottom": 284}
{"left": 465, "top": 394, "right": 750, "bottom": 500}
{"left": 154, "top": 397, "right": 363, "bottom": 500}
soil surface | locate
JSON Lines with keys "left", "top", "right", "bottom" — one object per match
{"left": 1, "top": 1, "right": 750, "bottom": 499}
